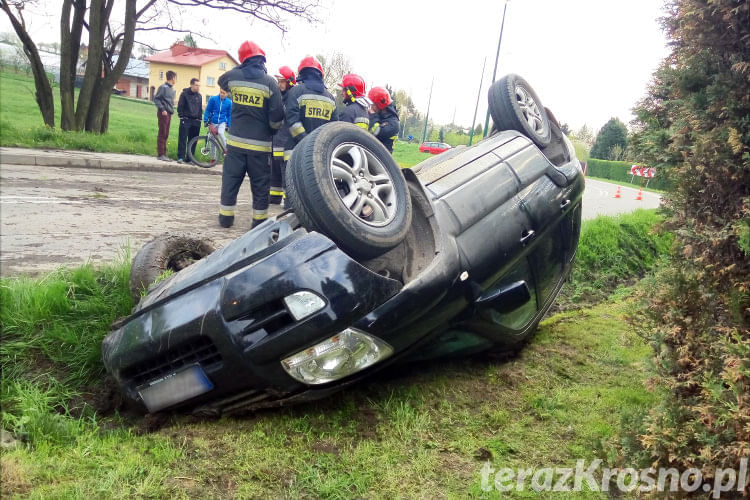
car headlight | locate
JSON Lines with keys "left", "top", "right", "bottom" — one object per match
{"left": 281, "top": 328, "right": 393, "bottom": 384}
{"left": 283, "top": 291, "right": 326, "bottom": 320}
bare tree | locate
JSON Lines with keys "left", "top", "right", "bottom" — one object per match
{"left": 4, "top": 0, "right": 319, "bottom": 132}
{"left": 316, "top": 51, "right": 352, "bottom": 90}
{"left": 1, "top": 0, "right": 54, "bottom": 126}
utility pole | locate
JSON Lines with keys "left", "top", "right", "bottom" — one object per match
{"left": 483, "top": 0, "right": 509, "bottom": 139}
{"left": 421, "top": 77, "right": 434, "bottom": 144}
{"left": 468, "top": 57, "right": 486, "bottom": 146}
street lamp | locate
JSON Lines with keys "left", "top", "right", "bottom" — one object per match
{"left": 482, "top": 0, "right": 509, "bottom": 139}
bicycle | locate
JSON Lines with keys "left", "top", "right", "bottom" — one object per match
{"left": 187, "top": 123, "right": 226, "bottom": 168}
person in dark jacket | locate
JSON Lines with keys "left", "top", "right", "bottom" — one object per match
{"left": 368, "top": 87, "right": 399, "bottom": 153}
{"left": 153, "top": 70, "right": 176, "bottom": 161}
{"left": 270, "top": 65, "right": 296, "bottom": 205}
{"left": 217, "top": 40, "right": 284, "bottom": 229}
{"left": 176, "top": 78, "right": 203, "bottom": 163}
{"left": 338, "top": 73, "right": 370, "bottom": 130}
{"left": 284, "top": 56, "right": 339, "bottom": 145}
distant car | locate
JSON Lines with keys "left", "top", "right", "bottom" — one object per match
{"left": 112, "top": 87, "right": 126, "bottom": 95}
{"left": 419, "top": 141, "right": 452, "bottom": 154}
{"left": 103, "top": 74, "right": 584, "bottom": 416}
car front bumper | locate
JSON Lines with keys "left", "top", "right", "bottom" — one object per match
{"left": 102, "top": 225, "right": 403, "bottom": 414}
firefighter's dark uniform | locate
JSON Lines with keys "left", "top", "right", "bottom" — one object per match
{"left": 270, "top": 85, "right": 294, "bottom": 205}
{"left": 369, "top": 103, "right": 400, "bottom": 153}
{"left": 340, "top": 96, "right": 371, "bottom": 130}
{"left": 285, "top": 69, "right": 340, "bottom": 145}
{"left": 217, "top": 57, "right": 283, "bottom": 228}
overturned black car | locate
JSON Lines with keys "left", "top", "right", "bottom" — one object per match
{"left": 102, "top": 75, "right": 584, "bottom": 416}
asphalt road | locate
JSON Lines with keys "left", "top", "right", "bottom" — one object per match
{"left": 0, "top": 164, "right": 661, "bottom": 276}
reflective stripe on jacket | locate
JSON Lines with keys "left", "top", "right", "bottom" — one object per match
{"left": 284, "top": 82, "right": 340, "bottom": 144}
{"left": 340, "top": 97, "right": 370, "bottom": 130}
{"left": 218, "top": 60, "right": 283, "bottom": 152}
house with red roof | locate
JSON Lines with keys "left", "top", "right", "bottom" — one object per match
{"left": 145, "top": 41, "right": 238, "bottom": 104}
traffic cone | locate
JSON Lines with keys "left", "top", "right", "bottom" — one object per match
{"left": 635, "top": 188, "right": 643, "bottom": 201}
{"left": 613, "top": 187, "right": 621, "bottom": 199}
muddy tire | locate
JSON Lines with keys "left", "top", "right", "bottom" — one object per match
{"left": 488, "top": 74, "right": 551, "bottom": 148}
{"left": 285, "top": 122, "right": 412, "bottom": 259}
{"left": 129, "top": 233, "right": 216, "bottom": 303}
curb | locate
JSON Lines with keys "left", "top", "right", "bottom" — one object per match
{"left": 0, "top": 147, "right": 222, "bottom": 176}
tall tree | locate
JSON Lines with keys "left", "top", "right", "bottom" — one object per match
{"left": 589, "top": 117, "right": 627, "bottom": 159}
{"left": 4, "top": 0, "right": 319, "bottom": 132}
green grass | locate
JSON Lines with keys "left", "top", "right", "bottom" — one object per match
{"left": 393, "top": 141, "right": 432, "bottom": 168}
{"left": 0, "top": 71, "right": 430, "bottom": 168}
{"left": 0, "top": 210, "right": 669, "bottom": 497}
{"left": 0, "top": 71, "right": 179, "bottom": 159}
{"left": 562, "top": 209, "right": 673, "bottom": 307}
{"left": 1, "top": 274, "right": 654, "bottom": 497}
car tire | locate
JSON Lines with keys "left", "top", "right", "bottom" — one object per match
{"left": 285, "top": 122, "right": 412, "bottom": 259}
{"left": 129, "top": 233, "right": 216, "bottom": 303}
{"left": 488, "top": 74, "right": 552, "bottom": 148}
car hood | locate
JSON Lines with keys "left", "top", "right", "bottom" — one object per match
{"left": 127, "top": 220, "right": 306, "bottom": 320}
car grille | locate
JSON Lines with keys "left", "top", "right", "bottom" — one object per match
{"left": 123, "top": 336, "right": 223, "bottom": 387}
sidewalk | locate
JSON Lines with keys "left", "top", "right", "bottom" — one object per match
{"left": 0, "top": 147, "right": 222, "bottom": 175}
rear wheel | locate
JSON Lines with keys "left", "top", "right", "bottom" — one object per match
{"left": 188, "top": 135, "right": 223, "bottom": 168}
{"left": 488, "top": 74, "right": 552, "bottom": 148}
{"left": 285, "top": 122, "right": 412, "bottom": 259}
{"left": 129, "top": 233, "right": 216, "bottom": 303}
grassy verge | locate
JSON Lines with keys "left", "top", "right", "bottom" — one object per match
{"left": 393, "top": 141, "right": 433, "bottom": 168}
{"left": 0, "top": 210, "right": 671, "bottom": 497}
{"left": 1, "top": 291, "right": 653, "bottom": 498}
{"left": 585, "top": 175, "right": 665, "bottom": 194}
{"left": 559, "top": 209, "right": 672, "bottom": 308}
{"left": 0, "top": 71, "right": 176, "bottom": 158}
{"left": 0, "top": 71, "right": 425, "bottom": 169}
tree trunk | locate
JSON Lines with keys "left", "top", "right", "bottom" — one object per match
{"left": 75, "top": 0, "right": 106, "bottom": 130}
{"left": 83, "top": 0, "right": 136, "bottom": 133}
{"left": 60, "top": 0, "right": 85, "bottom": 131}
{"left": 1, "top": 1, "right": 55, "bottom": 127}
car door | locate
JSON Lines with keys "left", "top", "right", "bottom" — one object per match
{"left": 511, "top": 147, "right": 578, "bottom": 307}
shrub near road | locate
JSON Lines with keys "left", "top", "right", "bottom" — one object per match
{"left": 1, "top": 210, "right": 670, "bottom": 497}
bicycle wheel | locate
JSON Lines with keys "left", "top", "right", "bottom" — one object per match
{"left": 188, "top": 135, "right": 223, "bottom": 168}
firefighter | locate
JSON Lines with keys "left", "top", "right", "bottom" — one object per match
{"left": 368, "top": 87, "right": 399, "bottom": 153}
{"left": 217, "top": 40, "right": 284, "bottom": 229}
{"left": 338, "top": 73, "right": 370, "bottom": 130}
{"left": 285, "top": 56, "right": 339, "bottom": 145}
{"left": 270, "top": 65, "right": 296, "bottom": 205}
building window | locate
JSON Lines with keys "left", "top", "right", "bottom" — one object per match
{"left": 219, "top": 62, "right": 226, "bottom": 70}
{"left": 159, "top": 71, "right": 163, "bottom": 80}
{"left": 206, "top": 76, "right": 215, "bottom": 87}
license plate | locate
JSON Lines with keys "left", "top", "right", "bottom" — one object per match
{"left": 139, "top": 364, "right": 213, "bottom": 413}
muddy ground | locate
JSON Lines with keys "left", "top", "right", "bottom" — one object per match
{"left": 0, "top": 164, "right": 286, "bottom": 276}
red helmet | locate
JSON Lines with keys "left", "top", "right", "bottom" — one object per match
{"left": 298, "top": 56, "right": 323, "bottom": 77}
{"left": 339, "top": 73, "right": 366, "bottom": 98}
{"left": 368, "top": 87, "right": 392, "bottom": 109}
{"left": 238, "top": 41, "right": 265, "bottom": 63}
{"left": 276, "top": 65, "right": 296, "bottom": 84}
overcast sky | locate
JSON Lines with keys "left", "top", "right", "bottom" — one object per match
{"left": 1, "top": 0, "right": 670, "bottom": 133}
